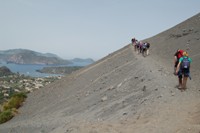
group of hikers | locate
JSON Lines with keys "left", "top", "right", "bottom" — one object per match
{"left": 131, "top": 38, "right": 192, "bottom": 92}
{"left": 174, "top": 49, "right": 192, "bottom": 91}
{"left": 131, "top": 38, "right": 150, "bottom": 57}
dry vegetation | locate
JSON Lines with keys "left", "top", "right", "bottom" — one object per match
{"left": 0, "top": 92, "right": 27, "bottom": 124}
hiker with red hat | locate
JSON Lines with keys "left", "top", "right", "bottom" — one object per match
{"left": 176, "top": 51, "right": 192, "bottom": 91}
{"left": 174, "top": 49, "right": 184, "bottom": 89}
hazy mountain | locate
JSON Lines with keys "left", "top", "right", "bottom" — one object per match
{"left": 0, "top": 49, "right": 69, "bottom": 65}
{"left": 0, "top": 49, "right": 94, "bottom": 65}
{"left": 0, "top": 13, "right": 200, "bottom": 133}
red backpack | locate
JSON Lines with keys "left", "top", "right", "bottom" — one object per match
{"left": 177, "top": 50, "right": 184, "bottom": 60}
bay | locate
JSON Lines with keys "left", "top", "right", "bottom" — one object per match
{"left": 0, "top": 62, "right": 90, "bottom": 77}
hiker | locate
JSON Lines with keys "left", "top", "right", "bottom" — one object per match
{"left": 131, "top": 38, "right": 136, "bottom": 45}
{"left": 174, "top": 49, "right": 184, "bottom": 88}
{"left": 135, "top": 40, "right": 140, "bottom": 54}
{"left": 135, "top": 39, "right": 139, "bottom": 52}
{"left": 142, "top": 42, "right": 147, "bottom": 57}
{"left": 146, "top": 42, "right": 150, "bottom": 55}
{"left": 175, "top": 51, "right": 192, "bottom": 91}
{"left": 131, "top": 38, "right": 137, "bottom": 51}
{"left": 139, "top": 41, "right": 143, "bottom": 53}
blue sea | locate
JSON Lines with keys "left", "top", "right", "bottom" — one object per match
{"left": 0, "top": 62, "right": 90, "bottom": 77}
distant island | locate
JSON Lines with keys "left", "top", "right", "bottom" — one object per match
{"left": 36, "top": 66, "right": 83, "bottom": 75}
{"left": 0, "top": 49, "right": 94, "bottom": 65}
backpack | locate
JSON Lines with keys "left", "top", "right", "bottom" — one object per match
{"left": 177, "top": 50, "right": 184, "bottom": 60}
{"left": 181, "top": 57, "right": 190, "bottom": 69}
{"left": 146, "top": 43, "right": 150, "bottom": 48}
{"left": 142, "top": 43, "right": 147, "bottom": 49}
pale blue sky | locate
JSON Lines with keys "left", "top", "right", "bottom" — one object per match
{"left": 0, "top": 0, "right": 200, "bottom": 60}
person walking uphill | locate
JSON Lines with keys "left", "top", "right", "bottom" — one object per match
{"left": 174, "top": 49, "right": 184, "bottom": 73}
{"left": 131, "top": 38, "right": 137, "bottom": 52}
{"left": 146, "top": 42, "right": 150, "bottom": 55}
{"left": 176, "top": 51, "right": 192, "bottom": 91}
{"left": 174, "top": 49, "right": 184, "bottom": 88}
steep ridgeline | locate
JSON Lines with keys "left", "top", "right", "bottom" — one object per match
{"left": 0, "top": 13, "right": 200, "bottom": 133}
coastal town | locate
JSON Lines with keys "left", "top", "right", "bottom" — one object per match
{"left": 0, "top": 66, "right": 61, "bottom": 105}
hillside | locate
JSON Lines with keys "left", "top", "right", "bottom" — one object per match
{"left": 144, "top": 12, "right": 200, "bottom": 87}
{"left": 0, "top": 13, "right": 200, "bottom": 133}
{"left": 0, "top": 66, "right": 13, "bottom": 76}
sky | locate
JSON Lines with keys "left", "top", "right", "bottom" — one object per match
{"left": 0, "top": 0, "right": 200, "bottom": 60}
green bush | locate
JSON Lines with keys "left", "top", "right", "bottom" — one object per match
{"left": 12, "top": 92, "right": 27, "bottom": 99}
{"left": 0, "top": 110, "right": 14, "bottom": 124}
{"left": 3, "top": 92, "right": 27, "bottom": 111}
{"left": 0, "top": 92, "right": 27, "bottom": 124}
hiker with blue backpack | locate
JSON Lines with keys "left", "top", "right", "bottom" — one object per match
{"left": 175, "top": 51, "right": 192, "bottom": 91}
{"left": 141, "top": 42, "right": 150, "bottom": 57}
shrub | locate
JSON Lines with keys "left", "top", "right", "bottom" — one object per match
{"left": 0, "top": 92, "right": 27, "bottom": 124}
{"left": 2, "top": 92, "right": 27, "bottom": 111}
{"left": 12, "top": 92, "right": 27, "bottom": 99}
{"left": 0, "top": 110, "right": 14, "bottom": 124}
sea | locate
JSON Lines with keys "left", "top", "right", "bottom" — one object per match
{"left": 0, "top": 62, "right": 91, "bottom": 77}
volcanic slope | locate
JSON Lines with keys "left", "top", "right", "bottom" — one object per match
{"left": 0, "top": 13, "right": 200, "bottom": 133}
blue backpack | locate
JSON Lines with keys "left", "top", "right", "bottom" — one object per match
{"left": 181, "top": 57, "right": 190, "bottom": 69}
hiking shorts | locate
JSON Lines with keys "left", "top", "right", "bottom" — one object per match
{"left": 180, "top": 68, "right": 190, "bottom": 77}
